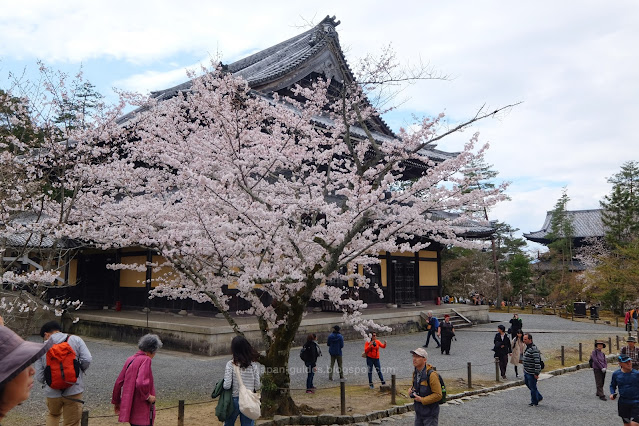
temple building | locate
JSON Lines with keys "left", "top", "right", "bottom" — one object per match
{"left": 39, "top": 16, "right": 493, "bottom": 313}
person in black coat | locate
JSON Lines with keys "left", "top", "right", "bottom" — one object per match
{"left": 493, "top": 325, "right": 512, "bottom": 379}
{"left": 508, "top": 314, "right": 522, "bottom": 339}
{"left": 301, "top": 334, "right": 321, "bottom": 393}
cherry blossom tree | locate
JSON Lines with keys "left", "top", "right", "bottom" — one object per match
{"left": 0, "top": 65, "right": 125, "bottom": 334}
{"left": 71, "top": 61, "right": 511, "bottom": 413}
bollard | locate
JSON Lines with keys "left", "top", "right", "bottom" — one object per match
{"left": 81, "top": 410, "right": 89, "bottom": 426}
{"left": 579, "top": 342, "right": 583, "bottom": 361}
{"left": 495, "top": 357, "right": 500, "bottom": 382}
{"left": 467, "top": 362, "right": 472, "bottom": 389}
{"left": 609, "top": 337, "right": 612, "bottom": 354}
{"left": 178, "top": 400, "right": 185, "bottom": 426}
{"left": 391, "top": 375, "right": 396, "bottom": 405}
{"left": 340, "top": 379, "right": 346, "bottom": 415}
{"left": 561, "top": 346, "right": 565, "bottom": 366}
{"left": 617, "top": 335, "right": 620, "bottom": 350}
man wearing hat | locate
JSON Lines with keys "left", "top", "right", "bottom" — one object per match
{"left": 0, "top": 325, "right": 52, "bottom": 421}
{"left": 609, "top": 354, "right": 639, "bottom": 426}
{"left": 327, "top": 325, "right": 344, "bottom": 381}
{"left": 408, "top": 348, "right": 442, "bottom": 425}
{"left": 591, "top": 341, "right": 608, "bottom": 401}
{"left": 621, "top": 337, "right": 639, "bottom": 370}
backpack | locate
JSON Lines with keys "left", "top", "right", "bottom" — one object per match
{"left": 300, "top": 344, "right": 312, "bottom": 363}
{"left": 44, "top": 335, "right": 81, "bottom": 390}
{"left": 426, "top": 368, "right": 447, "bottom": 404}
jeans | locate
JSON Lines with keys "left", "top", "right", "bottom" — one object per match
{"left": 366, "top": 357, "right": 385, "bottom": 385}
{"left": 425, "top": 329, "right": 440, "bottom": 347}
{"left": 524, "top": 372, "right": 542, "bottom": 405}
{"left": 634, "top": 318, "right": 638, "bottom": 331}
{"left": 305, "top": 363, "right": 315, "bottom": 389}
{"left": 224, "top": 396, "right": 254, "bottom": 426}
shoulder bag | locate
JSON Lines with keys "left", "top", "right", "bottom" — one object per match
{"left": 233, "top": 364, "right": 261, "bottom": 420}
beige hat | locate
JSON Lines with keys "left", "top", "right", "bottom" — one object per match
{"left": 411, "top": 347, "right": 428, "bottom": 358}
{"left": 0, "top": 326, "right": 52, "bottom": 386}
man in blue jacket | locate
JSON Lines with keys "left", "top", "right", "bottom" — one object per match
{"left": 423, "top": 311, "right": 440, "bottom": 349}
{"left": 327, "top": 325, "right": 344, "bottom": 381}
{"left": 610, "top": 354, "right": 639, "bottom": 426}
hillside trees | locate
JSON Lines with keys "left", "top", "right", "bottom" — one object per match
{"left": 69, "top": 57, "right": 512, "bottom": 413}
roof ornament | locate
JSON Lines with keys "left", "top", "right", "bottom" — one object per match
{"left": 309, "top": 15, "right": 340, "bottom": 47}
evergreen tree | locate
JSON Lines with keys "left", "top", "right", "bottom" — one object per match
{"left": 506, "top": 253, "right": 532, "bottom": 304}
{"left": 547, "top": 188, "right": 574, "bottom": 284}
{"left": 600, "top": 161, "right": 639, "bottom": 246}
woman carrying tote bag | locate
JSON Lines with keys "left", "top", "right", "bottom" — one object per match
{"left": 223, "top": 336, "right": 261, "bottom": 426}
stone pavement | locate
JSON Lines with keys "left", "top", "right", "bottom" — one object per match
{"left": 6, "top": 310, "right": 630, "bottom": 425}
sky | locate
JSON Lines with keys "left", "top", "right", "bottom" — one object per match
{"left": 2, "top": 1, "right": 638, "bottom": 254}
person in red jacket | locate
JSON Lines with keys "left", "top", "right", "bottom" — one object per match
{"left": 364, "top": 332, "right": 387, "bottom": 389}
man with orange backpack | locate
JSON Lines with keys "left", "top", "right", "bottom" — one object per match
{"left": 35, "top": 321, "right": 92, "bottom": 426}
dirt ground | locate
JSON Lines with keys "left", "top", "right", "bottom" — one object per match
{"left": 4, "top": 383, "right": 415, "bottom": 426}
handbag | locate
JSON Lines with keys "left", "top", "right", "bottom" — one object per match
{"left": 233, "top": 364, "right": 261, "bottom": 420}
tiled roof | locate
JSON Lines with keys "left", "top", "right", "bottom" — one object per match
{"left": 150, "top": 16, "right": 346, "bottom": 100}
{"left": 524, "top": 209, "right": 604, "bottom": 243}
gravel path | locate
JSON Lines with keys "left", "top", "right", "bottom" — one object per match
{"left": 8, "top": 312, "right": 629, "bottom": 424}
{"left": 395, "top": 368, "right": 618, "bottom": 426}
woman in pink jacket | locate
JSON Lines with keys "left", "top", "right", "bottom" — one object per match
{"left": 112, "top": 334, "right": 163, "bottom": 426}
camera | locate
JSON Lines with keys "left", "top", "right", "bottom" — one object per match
{"left": 372, "top": 342, "right": 377, "bottom": 347}
{"left": 409, "top": 391, "right": 415, "bottom": 398}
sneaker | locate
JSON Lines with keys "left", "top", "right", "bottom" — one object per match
{"left": 515, "top": 374, "right": 520, "bottom": 378}
{"left": 369, "top": 384, "right": 374, "bottom": 389}
{"left": 528, "top": 403, "right": 537, "bottom": 407}
{"left": 381, "top": 382, "right": 386, "bottom": 386}
{"left": 306, "top": 389, "right": 314, "bottom": 394}
{"left": 502, "top": 375, "right": 507, "bottom": 380}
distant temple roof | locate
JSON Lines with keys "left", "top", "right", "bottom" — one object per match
{"left": 524, "top": 209, "right": 604, "bottom": 246}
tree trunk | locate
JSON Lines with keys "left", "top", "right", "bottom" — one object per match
{"left": 490, "top": 236, "right": 502, "bottom": 306}
{"left": 259, "top": 293, "right": 309, "bottom": 417}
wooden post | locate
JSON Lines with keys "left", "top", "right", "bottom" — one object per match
{"left": 391, "top": 375, "right": 396, "bottom": 405}
{"left": 495, "top": 357, "right": 500, "bottom": 382}
{"left": 467, "top": 362, "right": 472, "bottom": 389}
{"left": 617, "top": 335, "right": 620, "bottom": 350}
{"left": 340, "top": 379, "right": 346, "bottom": 415}
{"left": 609, "top": 337, "right": 612, "bottom": 354}
{"left": 178, "top": 400, "right": 185, "bottom": 426}
{"left": 81, "top": 410, "right": 89, "bottom": 426}
{"left": 579, "top": 342, "right": 583, "bottom": 361}
{"left": 616, "top": 317, "right": 619, "bottom": 328}
{"left": 561, "top": 346, "right": 565, "bottom": 366}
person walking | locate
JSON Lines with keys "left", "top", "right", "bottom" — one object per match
{"left": 439, "top": 315, "right": 455, "bottom": 355}
{"left": 510, "top": 329, "right": 525, "bottom": 378}
{"left": 625, "top": 309, "right": 632, "bottom": 333}
{"left": 509, "top": 314, "right": 523, "bottom": 339}
{"left": 408, "top": 348, "right": 442, "bottom": 425}
{"left": 633, "top": 307, "right": 639, "bottom": 332}
{"left": 522, "top": 332, "right": 543, "bottom": 406}
{"left": 327, "top": 325, "right": 344, "bottom": 381}
{"left": 620, "top": 337, "right": 639, "bottom": 370}
{"left": 112, "top": 334, "right": 162, "bottom": 425}
{"left": 302, "top": 334, "right": 321, "bottom": 393}
{"left": 222, "top": 336, "right": 261, "bottom": 426}
{"left": 35, "top": 321, "right": 92, "bottom": 426}
{"left": 590, "top": 341, "right": 608, "bottom": 401}
{"left": 493, "top": 325, "right": 512, "bottom": 380}
{"left": 0, "top": 324, "right": 52, "bottom": 422}
{"left": 423, "top": 311, "right": 440, "bottom": 349}
{"left": 609, "top": 354, "right": 639, "bottom": 426}
{"left": 364, "top": 332, "right": 387, "bottom": 389}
